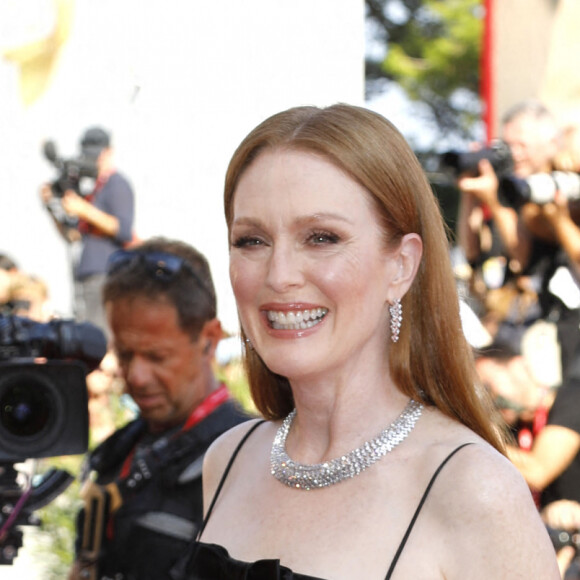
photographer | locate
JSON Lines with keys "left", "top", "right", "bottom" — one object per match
{"left": 457, "top": 100, "right": 560, "bottom": 276}
{"left": 68, "top": 237, "right": 250, "bottom": 580}
{"left": 457, "top": 101, "right": 580, "bottom": 382}
{"left": 41, "top": 127, "right": 135, "bottom": 339}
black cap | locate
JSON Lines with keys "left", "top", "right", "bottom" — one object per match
{"left": 80, "top": 127, "right": 111, "bottom": 157}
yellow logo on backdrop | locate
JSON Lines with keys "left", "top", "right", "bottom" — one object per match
{"left": 2, "top": 0, "right": 75, "bottom": 106}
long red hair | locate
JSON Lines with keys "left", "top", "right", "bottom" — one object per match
{"left": 224, "top": 104, "right": 505, "bottom": 453}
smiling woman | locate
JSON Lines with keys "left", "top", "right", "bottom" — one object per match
{"left": 175, "top": 104, "right": 560, "bottom": 580}
{"left": 229, "top": 148, "right": 417, "bottom": 387}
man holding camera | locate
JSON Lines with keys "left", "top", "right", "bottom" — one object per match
{"left": 457, "top": 99, "right": 560, "bottom": 278}
{"left": 41, "top": 127, "right": 135, "bottom": 339}
{"left": 457, "top": 100, "right": 580, "bottom": 382}
{"left": 68, "top": 237, "right": 250, "bottom": 580}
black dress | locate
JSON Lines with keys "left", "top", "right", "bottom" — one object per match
{"left": 173, "top": 421, "right": 472, "bottom": 580}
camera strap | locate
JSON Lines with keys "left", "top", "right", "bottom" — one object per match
{"left": 78, "top": 478, "right": 114, "bottom": 580}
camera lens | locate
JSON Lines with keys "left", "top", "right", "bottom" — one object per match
{"left": 0, "top": 368, "right": 65, "bottom": 459}
{"left": 0, "top": 359, "right": 88, "bottom": 461}
{"left": 0, "top": 377, "right": 53, "bottom": 437}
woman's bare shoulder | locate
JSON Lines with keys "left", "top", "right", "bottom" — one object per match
{"left": 415, "top": 412, "right": 533, "bottom": 518}
{"left": 202, "top": 418, "right": 270, "bottom": 501}
{"left": 423, "top": 438, "right": 559, "bottom": 578}
{"left": 431, "top": 438, "right": 527, "bottom": 503}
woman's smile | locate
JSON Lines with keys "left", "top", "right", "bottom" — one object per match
{"left": 265, "top": 307, "right": 328, "bottom": 330}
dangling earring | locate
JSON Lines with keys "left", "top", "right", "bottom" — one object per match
{"left": 389, "top": 298, "right": 402, "bottom": 343}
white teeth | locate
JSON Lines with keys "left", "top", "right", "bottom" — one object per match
{"left": 266, "top": 308, "right": 328, "bottom": 330}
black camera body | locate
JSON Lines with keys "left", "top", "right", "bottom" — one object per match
{"left": 0, "top": 314, "right": 106, "bottom": 564}
{"left": 0, "top": 314, "right": 106, "bottom": 462}
{"left": 42, "top": 140, "right": 98, "bottom": 198}
{"left": 440, "top": 139, "right": 514, "bottom": 179}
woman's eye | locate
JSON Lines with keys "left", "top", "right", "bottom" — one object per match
{"left": 307, "top": 231, "right": 340, "bottom": 245}
{"left": 232, "top": 235, "right": 264, "bottom": 248}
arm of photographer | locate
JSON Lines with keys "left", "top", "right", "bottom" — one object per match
{"left": 62, "top": 191, "right": 120, "bottom": 238}
{"left": 510, "top": 384, "right": 580, "bottom": 493}
{"left": 457, "top": 159, "right": 533, "bottom": 271}
{"left": 543, "top": 499, "right": 580, "bottom": 531}
{"left": 508, "top": 424, "right": 580, "bottom": 491}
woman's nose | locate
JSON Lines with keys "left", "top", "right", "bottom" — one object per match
{"left": 265, "top": 244, "right": 304, "bottom": 293}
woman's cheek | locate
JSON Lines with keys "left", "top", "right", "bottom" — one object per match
{"left": 230, "top": 259, "right": 258, "bottom": 299}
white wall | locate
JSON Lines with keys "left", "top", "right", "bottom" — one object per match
{"left": 0, "top": 0, "right": 365, "bottom": 333}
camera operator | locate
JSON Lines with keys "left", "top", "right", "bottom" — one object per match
{"left": 40, "top": 127, "right": 135, "bottom": 340}
{"left": 68, "top": 237, "right": 251, "bottom": 580}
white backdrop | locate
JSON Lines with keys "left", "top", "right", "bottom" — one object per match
{"left": 0, "top": 0, "right": 364, "bottom": 333}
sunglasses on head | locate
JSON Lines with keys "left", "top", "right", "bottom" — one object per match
{"left": 106, "top": 249, "right": 212, "bottom": 296}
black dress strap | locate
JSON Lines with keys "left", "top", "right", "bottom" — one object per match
{"left": 196, "top": 419, "right": 266, "bottom": 541}
{"left": 384, "top": 442, "right": 474, "bottom": 580}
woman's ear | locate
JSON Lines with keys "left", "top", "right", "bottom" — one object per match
{"left": 387, "top": 233, "right": 423, "bottom": 300}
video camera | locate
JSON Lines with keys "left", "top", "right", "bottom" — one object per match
{"left": 499, "top": 171, "right": 580, "bottom": 209}
{"left": 42, "top": 140, "right": 98, "bottom": 199}
{"left": 41, "top": 139, "right": 100, "bottom": 229}
{"left": 0, "top": 314, "right": 107, "bottom": 565}
{"left": 439, "top": 139, "right": 514, "bottom": 179}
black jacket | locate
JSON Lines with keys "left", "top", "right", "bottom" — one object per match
{"left": 76, "top": 398, "right": 250, "bottom": 580}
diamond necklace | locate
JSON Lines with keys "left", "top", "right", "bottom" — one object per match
{"left": 270, "top": 399, "right": 423, "bottom": 490}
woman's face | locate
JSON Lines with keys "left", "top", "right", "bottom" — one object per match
{"left": 229, "top": 149, "right": 404, "bottom": 382}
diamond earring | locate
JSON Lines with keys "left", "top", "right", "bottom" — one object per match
{"left": 389, "top": 298, "right": 402, "bottom": 343}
